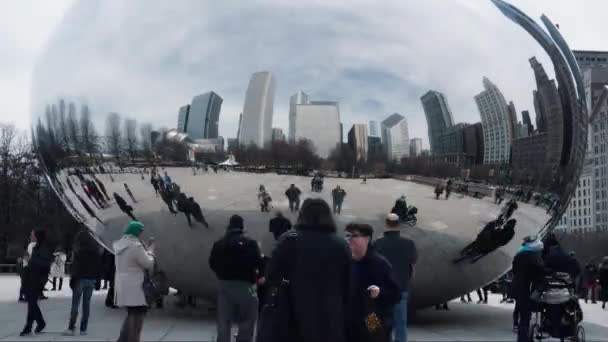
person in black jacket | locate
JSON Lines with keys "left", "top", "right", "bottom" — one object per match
{"left": 512, "top": 236, "right": 545, "bottom": 342}
{"left": 345, "top": 223, "right": 401, "bottom": 342}
{"left": 209, "top": 215, "right": 262, "bottom": 342}
{"left": 20, "top": 230, "right": 52, "bottom": 336}
{"left": 113, "top": 192, "right": 137, "bottom": 221}
{"left": 285, "top": 184, "right": 302, "bottom": 212}
{"left": 265, "top": 198, "right": 352, "bottom": 342}
{"left": 101, "top": 249, "right": 118, "bottom": 308}
{"left": 269, "top": 211, "right": 292, "bottom": 240}
{"left": 63, "top": 231, "right": 102, "bottom": 336}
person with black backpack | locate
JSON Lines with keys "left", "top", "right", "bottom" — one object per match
{"left": 209, "top": 215, "right": 262, "bottom": 342}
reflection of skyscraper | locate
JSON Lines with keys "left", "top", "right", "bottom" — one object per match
{"left": 240, "top": 71, "right": 275, "bottom": 147}
{"left": 188, "top": 92, "right": 223, "bottom": 140}
{"left": 367, "top": 136, "right": 383, "bottom": 161}
{"left": 289, "top": 91, "right": 309, "bottom": 143}
{"left": 522, "top": 110, "right": 534, "bottom": 134}
{"left": 177, "top": 105, "right": 190, "bottom": 133}
{"left": 507, "top": 101, "right": 518, "bottom": 141}
{"left": 369, "top": 120, "right": 379, "bottom": 137}
{"left": 272, "top": 128, "right": 286, "bottom": 142}
{"left": 295, "top": 102, "right": 341, "bottom": 158}
{"left": 533, "top": 90, "right": 546, "bottom": 132}
{"left": 463, "top": 123, "right": 484, "bottom": 165}
{"left": 236, "top": 113, "right": 243, "bottom": 144}
{"left": 475, "top": 77, "right": 512, "bottom": 164}
{"left": 347, "top": 124, "right": 368, "bottom": 162}
{"left": 381, "top": 113, "right": 410, "bottom": 162}
{"left": 421, "top": 90, "right": 454, "bottom": 155}
{"left": 409, "top": 138, "right": 422, "bottom": 157}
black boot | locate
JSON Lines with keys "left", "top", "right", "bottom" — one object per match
{"left": 34, "top": 321, "right": 46, "bottom": 333}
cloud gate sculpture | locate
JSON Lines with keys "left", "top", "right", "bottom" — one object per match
{"left": 31, "top": 0, "right": 587, "bottom": 309}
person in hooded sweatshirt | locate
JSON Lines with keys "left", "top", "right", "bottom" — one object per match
{"left": 20, "top": 229, "right": 52, "bottom": 336}
{"left": 113, "top": 221, "right": 155, "bottom": 342}
{"left": 511, "top": 236, "right": 545, "bottom": 341}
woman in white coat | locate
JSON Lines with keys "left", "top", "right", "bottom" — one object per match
{"left": 50, "top": 247, "right": 67, "bottom": 291}
{"left": 113, "top": 221, "right": 155, "bottom": 342}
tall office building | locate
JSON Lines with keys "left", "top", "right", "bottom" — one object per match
{"left": 463, "top": 123, "right": 484, "bottom": 165}
{"left": 367, "top": 136, "right": 383, "bottom": 161}
{"left": 289, "top": 91, "right": 309, "bottom": 143}
{"left": 188, "top": 91, "right": 223, "bottom": 140}
{"left": 347, "top": 124, "right": 368, "bottom": 162}
{"left": 369, "top": 120, "right": 380, "bottom": 138}
{"left": 556, "top": 160, "right": 594, "bottom": 231}
{"left": 294, "top": 102, "right": 341, "bottom": 159}
{"left": 177, "top": 105, "right": 190, "bottom": 133}
{"left": 421, "top": 90, "right": 454, "bottom": 155}
{"left": 521, "top": 110, "right": 534, "bottom": 134}
{"left": 272, "top": 127, "right": 286, "bottom": 142}
{"left": 236, "top": 113, "right": 243, "bottom": 144}
{"left": 475, "top": 77, "right": 512, "bottom": 164}
{"left": 239, "top": 71, "right": 276, "bottom": 148}
{"left": 507, "top": 101, "right": 518, "bottom": 141}
{"left": 381, "top": 113, "right": 410, "bottom": 162}
{"left": 409, "top": 138, "right": 423, "bottom": 157}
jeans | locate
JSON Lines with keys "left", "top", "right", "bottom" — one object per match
{"left": 333, "top": 200, "right": 343, "bottom": 214}
{"left": 117, "top": 306, "right": 147, "bottom": 342}
{"left": 288, "top": 199, "right": 300, "bottom": 212}
{"left": 69, "top": 278, "right": 96, "bottom": 332}
{"left": 217, "top": 280, "right": 258, "bottom": 342}
{"left": 393, "top": 291, "right": 409, "bottom": 342}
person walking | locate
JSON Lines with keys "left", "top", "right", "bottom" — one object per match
{"left": 113, "top": 192, "right": 137, "bottom": 221}
{"left": 101, "top": 249, "right": 118, "bottom": 308}
{"left": 512, "top": 237, "right": 545, "bottom": 341}
{"left": 20, "top": 230, "right": 52, "bottom": 336}
{"left": 269, "top": 211, "right": 292, "bottom": 240}
{"left": 124, "top": 183, "right": 137, "bottom": 203}
{"left": 599, "top": 256, "right": 608, "bottom": 310}
{"left": 374, "top": 213, "right": 418, "bottom": 342}
{"left": 345, "top": 223, "right": 401, "bottom": 342}
{"left": 257, "top": 185, "right": 272, "bottom": 213}
{"left": 16, "top": 255, "right": 27, "bottom": 302}
{"left": 285, "top": 184, "right": 302, "bottom": 212}
{"left": 331, "top": 185, "right": 347, "bottom": 214}
{"left": 188, "top": 197, "right": 210, "bottom": 228}
{"left": 50, "top": 247, "right": 67, "bottom": 291}
{"left": 209, "top": 215, "right": 262, "bottom": 342}
{"left": 582, "top": 262, "right": 599, "bottom": 304}
{"left": 460, "top": 293, "right": 473, "bottom": 303}
{"left": 113, "top": 221, "right": 155, "bottom": 342}
{"left": 63, "top": 232, "right": 102, "bottom": 336}
{"left": 434, "top": 184, "right": 443, "bottom": 200}
{"left": 476, "top": 287, "right": 488, "bottom": 304}
{"left": 445, "top": 179, "right": 452, "bottom": 199}
{"left": 264, "top": 198, "right": 352, "bottom": 342}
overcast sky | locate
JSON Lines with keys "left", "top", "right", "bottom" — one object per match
{"left": 2, "top": 0, "right": 608, "bottom": 148}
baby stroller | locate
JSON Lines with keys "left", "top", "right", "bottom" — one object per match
{"left": 529, "top": 272, "right": 585, "bottom": 342}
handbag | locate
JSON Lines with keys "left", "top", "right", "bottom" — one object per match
{"left": 256, "top": 232, "right": 298, "bottom": 342}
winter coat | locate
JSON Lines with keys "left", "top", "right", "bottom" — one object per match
{"left": 269, "top": 216, "right": 292, "bottom": 240}
{"left": 209, "top": 230, "right": 262, "bottom": 284}
{"left": 512, "top": 248, "right": 545, "bottom": 298}
{"left": 543, "top": 245, "right": 581, "bottom": 281}
{"left": 101, "top": 250, "right": 116, "bottom": 281}
{"left": 113, "top": 236, "right": 155, "bottom": 307}
{"left": 71, "top": 248, "right": 102, "bottom": 281}
{"left": 285, "top": 187, "right": 302, "bottom": 200}
{"left": 332, "top": 188, "right": 346, "bottom": 202}
{"left": 23, "top": 243, "right": 53, "bottom": 295}
{"left": 50, "top": 252, "right": 67, "bottom": 278}
{"left": 265, "top": 224, "right": 352, "bottom": 342}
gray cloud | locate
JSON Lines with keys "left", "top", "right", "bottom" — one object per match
{"left": 30, "top": 0, "right": 608, "bottom": 148}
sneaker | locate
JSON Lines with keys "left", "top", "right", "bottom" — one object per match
{"left": 62, "top": 329, "right": 75, "bottom": 336}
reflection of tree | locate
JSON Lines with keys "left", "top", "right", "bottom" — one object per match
{"left": 105, "top": 112, "right": 123, "bottom": 161}
{"left": 124, "top": 118, "right": 139, "bottom": 162}
{"left": 153, "top": 133, "right": 188, "bottom": 162}
{"left": 80, "top": 104, "right": 100, "bottom": 156}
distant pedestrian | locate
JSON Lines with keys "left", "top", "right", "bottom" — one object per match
{"left": 434, "top": 184, "right": 443, "bottom": 200}
{"left": 124, "top": 183, "right": 137, "bottom": 203}
{"left": 345, "top": 223, "right": 401, "bottom": 342}
{"left": 63, "top": 232, "right": 102, "bottom": 336}
{"left": 20, "top": 230, "right": 52, "bottom": 336}
{"left": 113, "top": 192, "right": 137, "bottom": 221}
{"left": 460, "top": 293, "right": 472, "bottom": 303}
{"left": 16, "top": 255, "right": 27, "bottom": 302}
{"left": 582, "top": 262, "right": 599, "bottom": 304}
{"left": 600, "top": 256, "right": 608, "bottom": 309}
{"left": 188, "top": 197, "right": 210, "bottom": 228}
{"left": 476, "top": 287, "right": 488, "bottom": 304}
{"left": 374, "top": 213, "right": 418, "bottom": 342}
{"left": 257, "top": 185, "right": 272, "bottom": 213}
{"left": 150, "top": 177, "right": 160, "bottom": 197}
{"left": 163, "top": 172, "right": 172, "bottom": 187}
{"left": 445, "top": 179, "right": 452, "bottom": 199}
{"left": 50, "top": 247, "right": 67, "bottom": 291}
{"left": 269, "top": 211, "right": 292, "bottom": 240}
{"left": 209, "top": 215, "right": 262, "bottom": 342}
{"left": 285, "top": 184, "right": 302, "bottom": 212}
{"left": 331, "top": 185, "right": 347, "bottom": 214}
{"left": 113, "top": 221, "right": 155, "bottom": 342}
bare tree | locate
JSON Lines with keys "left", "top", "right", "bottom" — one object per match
{"left": 58, "top": 99, "right": 71, "bottom": 154}
{"left": 80, "top": 104, "right": 99, "bottom": 156}
{"left": 67, "top": 102, "right": 80, "bottom": 154}
{"left": 124, "top": 118, "right": 138, "bottom": 162}
{"left": 105, "top": 112, "right": 123, "bottom": 161}
{"left": 139, "top": 123, "right": 153, "bottom": 161}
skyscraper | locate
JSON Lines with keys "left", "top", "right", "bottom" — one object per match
{"left": 236, "top": 113, "right": 243, "bottom": 144}
{"left": 475, "top": 77, "right": 512, "bottom": 164}
{"left": 177, "top": 105, "right": 190, "bottom": 133}
{"left": 272, "top": 128, "right": 286, "bottom": 142}
{"left": 368, "top": 120, "right": 379, "bottom": 137}
{"left": 289, "top": 91, "right": 309, "bottom": 143}
{"left": 240, "top": 71, "right": 276, "bottom": 148}
{"left": 295, "top": 102, "right": 341, "bottom": 159}
{"left": 381, "top": 113, "right": 410, "bottom": 162}
{"left": 409, "top": 138, "right": 423, "bottom": 157}
{"left": 421, "top": 90, "right": 454, "bottom": 155}
{"left": 521, "top": 110, "right": 534, "bottom": 134}
{"left": 188, "top": 91, "right": 223, "bottom": 140}
{"left": 347, "top": 124, "right": 368, "bottom": 162}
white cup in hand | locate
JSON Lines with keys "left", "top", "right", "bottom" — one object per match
{"left": 368, "top": 285, "right": 380, "bottom": 299}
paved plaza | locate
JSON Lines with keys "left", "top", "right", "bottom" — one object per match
{"left": 1, "top": 275, "right": 607, "bottom": 341}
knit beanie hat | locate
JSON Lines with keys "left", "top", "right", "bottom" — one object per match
{"left": 124, "top": 221, "right": 144, "bottom": 236}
